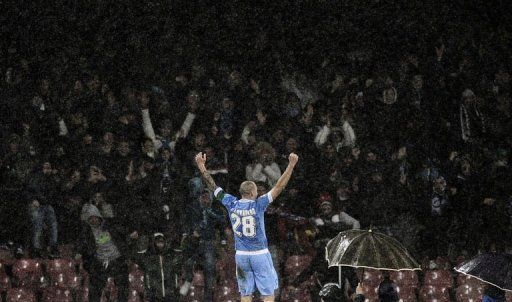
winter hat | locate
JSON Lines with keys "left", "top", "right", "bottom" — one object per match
{"left": 80, "top": 204, "right": 103, "bottom": 223}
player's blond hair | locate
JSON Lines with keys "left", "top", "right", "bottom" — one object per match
{"left": 239, "top": 181, "right": 257, "bottom": 197}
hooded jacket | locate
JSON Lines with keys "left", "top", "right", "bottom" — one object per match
{"left": 75, "top": 205, "right": 130, "bottom": 270}
{"left": 137, "top": 233, "right": 181, "bottom": 301}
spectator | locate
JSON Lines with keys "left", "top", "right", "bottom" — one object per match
{"left": 311, "top": 193, "right": 360, "bottom": 242}
{"left": 483, "top": 284, "right": 506, "bottom": 302}
{"left": 459, "top": 89, "right": 486, "bottom": 144}
{"left": 246, "top": 142, "right": 282, "bottom": 187}
{"left": 377, "top": 272, "right": 399, "bottom": 302}
{"left": 180, "top": 189, "right": 225, "bottom": 302}
{"left": 76, "top": 204, "right": 130, "bottom": 302}
{"left": 25, "top": 160, "right": 60, "bottom": 258}
{"left": 138, "top": 233, "right": 181, "bottom": 302}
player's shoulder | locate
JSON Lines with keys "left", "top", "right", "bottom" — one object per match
{"left": 256, "top": 192, "right": 272, "bottom": 203}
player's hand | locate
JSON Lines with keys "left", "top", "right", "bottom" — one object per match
{"left": 288, "top": 153, "right": 299, "bottom": 166}
{"left": 195, "top": 152, "right": 207, "bottom": 168}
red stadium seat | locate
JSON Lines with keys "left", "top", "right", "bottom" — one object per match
{"left": 456, "top": 273, "right": 485, "bottom": 289}
{"left": 49, "top": 271, "right": 82, "bottom": 290}
{"left": 390, "top": 271, "right": 419, "bottom": 288}
{"left": 216, "top": 250, "right": 236, "bottom": 281}
{"left": 214, "top": 280, "right": 238, "bottom": 302}
{"left": 42, "top": 288, "right": 73, "bottom": 302}
{"left": 180, "top": 271, "right": 205, "bottom": 302}
{"left": 46, "top": 259, "right": 81, "bottom": 290}
{"left": 100, "top": 277, "right": 118, "bottom": 302}
{"left": 192, "top": 271, "right": 204, "bottom": 287}
{"left": 12, "top": 259, "right": 46, "bottom": 289}
{"left": 396, "top": 285, "right": 417, "bottom": 302}
{"left": 423, "top": 270, "right": 453, "bottom": 288}
{"left": 127, "top": 289, "right": 142, "bottom": 302}
{"left": 128, "top": 269, "right": 145, "bottom": 293}
{"left": 181, "top": 285, "right": 204, "bottom": 302}
{"left": 284, "top": 255, "right": 313, "bottom": 283}
{"left": 455, "top": 284, "right": 484, "bottom": 302}
{"left": 361, "top": 283, "right": 379, "bottom": 302}
{"left": 47, "top": 259, "right": 75, "bottom": 274}
{"left": 419, "top": 285, "right": 450, "bottom": 302}
{"left": 6, "top": 288, "right": 36, "bottom": 302}
{"left": 280, "top": 285, "right": 312, "bottom": 302}
{"left": 78, "top": 286, "right": 89, "bottom": 302}
{"left": 360, "top": 269, "right": 383, "bottom": 287}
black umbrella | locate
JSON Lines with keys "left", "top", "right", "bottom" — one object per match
{"left": 454, "top": 252, "right": 512, "bottom": 292}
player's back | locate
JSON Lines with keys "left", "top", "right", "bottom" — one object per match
{"left": 215, "top": 188, "right": 272, "bottom": 252}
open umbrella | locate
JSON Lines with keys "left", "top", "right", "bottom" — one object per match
{"left": 454, "top": 252, "right": 512, "bottom": 292}
{"left": 325, "top": 229, "right": 420, "bottom": 287}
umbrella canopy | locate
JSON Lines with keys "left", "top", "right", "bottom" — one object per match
{"left": 454, "top": 253, "right": 512, "bottom": 292}
{"left": 325, "top": 229, "right": 420, "bottom": 271}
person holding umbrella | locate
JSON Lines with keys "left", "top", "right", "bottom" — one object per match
{"left": 455, "top": 252, "right": 512, "bottom": 302}
{"left": 483, "top": 284, "right": 506, "bottom": 302}
{"left": 319, "top": 282, "right": 365, "bottom": 302}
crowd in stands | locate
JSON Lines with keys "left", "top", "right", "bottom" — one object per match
{"left": 1, "top": 0, "right": 512, "bottom": 301}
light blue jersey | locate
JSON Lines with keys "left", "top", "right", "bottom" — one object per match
{"left": 214, "top": 187, "right": 272, "bottom": 252}
{"left": 214, "top": 187, "right": 278, "bottom": 296}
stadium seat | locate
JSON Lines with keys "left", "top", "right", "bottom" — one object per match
{"left": 361, "top": 269, "right": 383, "bottom": 287}
{"left": 181, "top": 271, "right": 205, "bottom": 302}
{"left": 455, "top": 283, "right": 484, "bottom": 302}
{"left": 423, "top": 269, "right": 453, "bottom": 288}
{"left": 214, "top": 280, "right": 238, "bottom": 302}
{"left": 361, "top": 283, "right": 379, "bottom": 302}
{"left": 47, "top": 259, "right": 75, "bottom": 274}
{"left": 191, "top": 271, "right": 204, "bottom": 287}
{"left": 182, "top": 285, "right": 204, "bottom": 302}
{"left": 78, "top": 286, "right": 89, "bottom": 302}
{"left": 283, "top": 255, "right": 313, "bottom": 283}
{"left": 46, "top": 259, "right": 81, "bottom": 289}
{"left": 419, "top": 284, "right": 450, "bottom": 302}
{"left": 128, "top": 269, "right": 145, "bottom": 295}
{"left": 127, "top": 289, "right": 142, "bottom": 302}
{"left": 456, "top": 273, "right": 484, "bottom": 289}
{"left": 280, "top": 285, "right": 312, "bottom": 302}
{"left": 216, "top": 249, "right": 236, "bottom": 281}
{"left": 12, "top": 259, "right": 46, "bottom": 289}
{"left": 6, "top": 288, "right": 36, "bottom": 302}
{"left": 395, "top": 285, "right": 417, "bottom": 302}
{"left": 100, "top": 277, "right": 118, "bottom": 302}
{"left": 42, "top": 287, "right": 73, "bottom": 302}
{"left": 390, "top": 271, "right": 419, "bottom": 288}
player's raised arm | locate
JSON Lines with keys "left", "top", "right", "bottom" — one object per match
{"left": 195, "top": 152, "right": 218, "bottom": 191}
{"left": 270, "top": 153, "right": 298, "bottom": 201}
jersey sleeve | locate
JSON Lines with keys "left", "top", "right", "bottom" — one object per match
{"left": 214, "top": 187, "right": 237, "bottom": 210}
{"left": 256, "top": 192, "right": 273, "bottom": 212}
